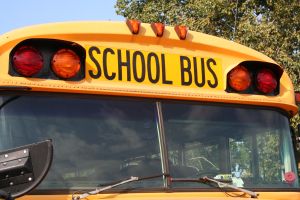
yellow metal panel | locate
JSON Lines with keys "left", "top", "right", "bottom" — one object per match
{"left": 85, "top": 45, "right": 223, "bottom": 90}
{"left": 19, "top": 192, "right": 300, "bottom": 200}
{"left": 0, "top": 21, "right": 297, "bottom": 115}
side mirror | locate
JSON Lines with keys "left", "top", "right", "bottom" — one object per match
{"left": 0, "top": 140, "right": 53, "bottom": 199}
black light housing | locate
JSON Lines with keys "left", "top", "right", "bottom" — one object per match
{"left": 9, "top": 39, "right": 86, "bottom": 81}
{"left": 226, "top": 61, "right": 283, "bottom": 96}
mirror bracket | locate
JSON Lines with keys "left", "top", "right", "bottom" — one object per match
{"left": 0, "top": 140, "right": 53, "bottom": 198}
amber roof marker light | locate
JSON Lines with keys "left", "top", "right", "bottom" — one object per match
{"left": 175, "top": 25, "right": 188, "bottom": 40}
{"left": 126, "top": 19, "right": 141, "bottom": 34}
{"left": 151, "top": 22, "right": 165, "bottom": 37}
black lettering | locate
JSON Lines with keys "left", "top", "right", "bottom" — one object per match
{"left": 180, "top": 56, "right": 192, "bottom": 86}
{"left": 161, "top": 54, "right": 173, "bottom": 84}
{"left": 207, "top": 58, "right": 218, "bottom": 88}
{"left": 194, "top": 57, "right": 205, "bottom": 87}
{"left": 88, "top": 46, "right": 101, "bottom": 79}
{"left": 147, "top": 53, "right": 160, "bottom": 83}
{"left": 117, "top": 49, "right": 131, "bottom": 81}
{"left": 103, "top": 48, "right": 116, "bottom": 80}
{"left": 132, "top": 51, "right": 146, "bottom": 82}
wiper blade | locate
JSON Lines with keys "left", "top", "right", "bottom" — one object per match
{"left": 201, "top": 177, "right": 258, "bottom": 198}
{"left": 171, "top": 176, "right": 258, "bottom": 198}
{"left": 72, "top": 173, "right": 167, "bottom": 200}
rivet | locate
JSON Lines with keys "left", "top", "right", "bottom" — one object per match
{"left": 9, "top": 182, "right": 13, "bottom": 186}
{"left": 28, "top": 177, "right": 32, "bottom": 181}
{"left": 18, "top": 159, "right": 22, "bottom": 162}
{"left": 3, "top": 162, "right": 7, "bottom": 166}
{"left": 4, "top": 154, "right": 8, "bottom": 158}
{"left": 23, "top": 150, "right": 27, "bottom": 154}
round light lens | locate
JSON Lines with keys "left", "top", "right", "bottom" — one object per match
{"left": 51, "top": 49, "right": 81, "bottom": 79}
{"left": 13, "top": 46, "right": 43, "bottom": 76}
{"left": 256, "top": 68, "right": 277, "bottom": 94}
{"left": 228, "top": 65, "right": 251, "bottom": 92}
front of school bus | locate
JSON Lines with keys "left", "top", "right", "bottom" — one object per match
{"left": 0, "top": 21, "right": 299, "bottom": 200}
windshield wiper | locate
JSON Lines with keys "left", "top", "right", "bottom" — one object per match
{"left": 72, "top": 173, "right": 168, "bottom": 200}
{"left": 171, "top": 176, "right": 258, "bottom": 198}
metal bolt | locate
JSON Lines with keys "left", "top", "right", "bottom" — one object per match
{"left": 4, "top": 154, "right": 8, "bottom": 158}
{"left": 20, "top": 171, "right": 24, "bottom": 175}
{"left": 28, "top": 177, "right": 32, "bottom": 181}
{"left": 3, "top": 162, "right": 7, "bottom": 166}
{"left": 5, "top": 175, "right": 9, "bottom": 178}
{"left": 9, "top": 182, "right": 13, "bottom": 186}
{"left": 23, "top": 150, "right": 27, "bottom": 154}
{"left": 18, "top": 159, "right": 22, "bottom": 162}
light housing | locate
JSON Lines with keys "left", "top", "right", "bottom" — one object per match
{"left": 228, "top": 65, "right": 251, "bottom": 92}
{"left": 9, "top": 39, "right": 86, "bottom": 81}
{"left": 51, "top": 49, "right": 81, "bottom": 79}
{"left": 12, "top": 46, "right": 43, "bottom": 76}
{"left": 226, "top": 61, "right": 282, "bottom": 96}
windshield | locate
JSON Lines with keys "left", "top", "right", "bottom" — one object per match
{"left": 0, "top": 94, "right": 298, "bottom": 190}
{"left": 0, "top": 95, "right": 163, "bottom": 189}
{"left": 163, "top": 102, "right": 299, "bottom": 188}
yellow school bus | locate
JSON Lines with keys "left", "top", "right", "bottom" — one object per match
{"left": 0, "top": 20, "right": 299, "bottom": 200}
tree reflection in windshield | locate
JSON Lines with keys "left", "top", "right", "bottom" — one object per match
{"left": 162, "top": 102, "right": 299, "bottom": 188}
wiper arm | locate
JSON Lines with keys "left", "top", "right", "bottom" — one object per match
{"left": 171, "top": 176, "right": 258, "bottom": 198}
{"left": 201, "top": 177, "right": 258, "bottom": 198}
{"left": 72, "top": 173, "right": 168, "bottom": 200}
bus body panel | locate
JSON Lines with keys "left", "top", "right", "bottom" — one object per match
{"left": 19, "top": 192, "right": 300, "bottom": 200}
{"left": 0, "top": 22, "right": 297, "bottom": 115}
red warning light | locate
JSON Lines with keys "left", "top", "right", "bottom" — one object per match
{"left": 256, "top": 68, "right": 277, "bottom": 94}
{"left": 13, "top": 46, "right": 43, "bottom": 77}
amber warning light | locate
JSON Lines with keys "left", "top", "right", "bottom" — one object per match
{"left": 51, "top": 49, "right": 81, "bottom": 79}
{"left": 228, "top": 65, "right": 251, "bottom": 92}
